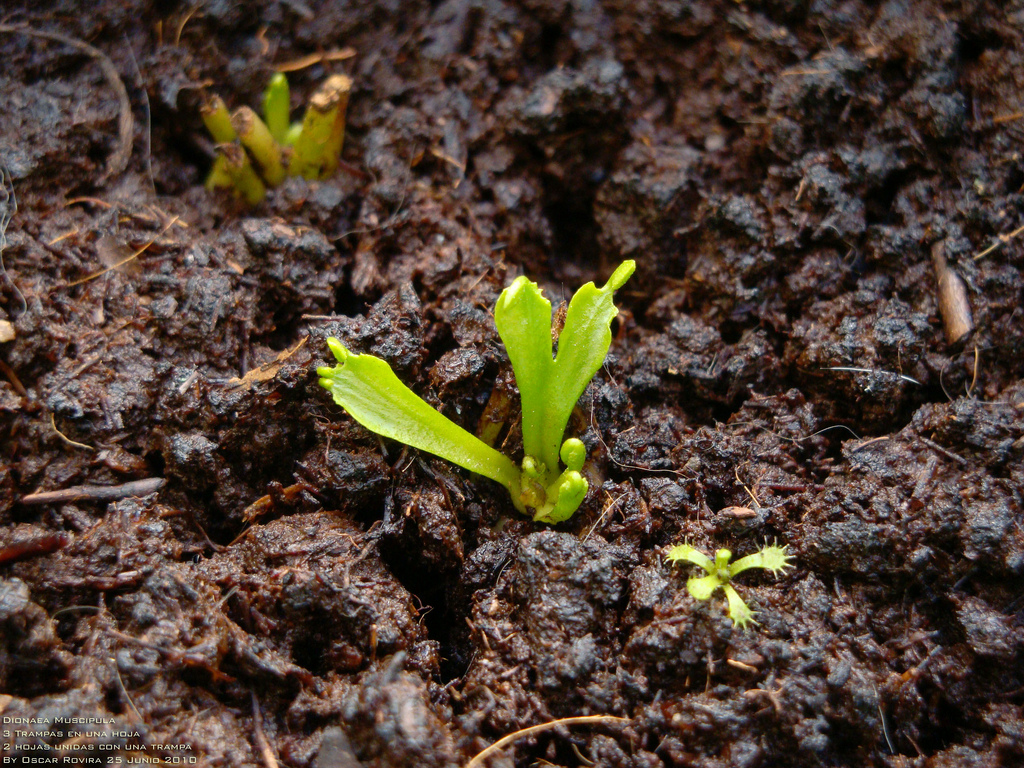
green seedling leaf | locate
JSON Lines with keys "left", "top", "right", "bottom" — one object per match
{"left": 204, "top": 73, "right": 352, "bottom": 202}
{"left": 318, "top": 338, "right": 522, "bottom": 503}
{"left": 667, "top": 542, "right": 793, "bottom": 629}
{"left": 493, "top": 275, "right": 554, "bottom": 465}
{"left": 217, "top": 143, "right": 266, "bottom": 205}
{"left": 666, "top": 542, "right": 715, "bottom": 572}
{"left": 723, "top": 585, "right": 757, "bottom": 628}
{"left": 540, "top": 469, "right": 587, "bottom": 525}
{"left": 687, "top": 574, "right": 722, "bottom": 602}
{"left": 730, "top": 544, "right": 794, "bottom": 577}
{"left": 201, "top": 96, "right": 236, "bottom": 143}
{"left": 496, "top": 261, "right": 635, "bottom": 475}
{"left": 560, "top": 438, "right": 586, "bottom": 473}
{"left": 544, "top": 259, "right": 635, "bottom": 471}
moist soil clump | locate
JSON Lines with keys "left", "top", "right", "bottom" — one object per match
{"left": 2, "top": 2, "right": 1023, "bottom": 767}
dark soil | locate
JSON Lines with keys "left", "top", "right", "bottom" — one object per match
{"left": 2, "top": 2, "right": 1023, "bottom": 766}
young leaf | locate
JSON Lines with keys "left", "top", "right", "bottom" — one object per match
{"left": 723, "top": 585, "right": 758, "bottom": 628}
{"left": 686, "top": 574, "right": 722, "bottom": 601}
{"left": 317, "top": 338, "right": 522, "bottom": 500}
{"left": 665, "top": 542, "right": 715, "bottom": 573}
{"left": 541, "top": 470, "right": 587, "bottom": 525}
{"left": 493, "top": 275, "right": 554, "bottom": 467}
{"left": 495, "top": 261, "right": 635, "bottom": 474}
{"left": 543, "top": 260, "right": 635, "bottom": 470}
{"left": 730, "top": 544, "right": 793, "bottom": 577}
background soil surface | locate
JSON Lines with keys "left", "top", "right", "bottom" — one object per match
{"left": 2, "top": 1, "right": 1023, "bottom": 767}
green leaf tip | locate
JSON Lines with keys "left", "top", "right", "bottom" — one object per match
{"left": 537, "top": 470, "right": 588, "bottom": 525}
{"left": 325, "top": 336, "right": 349, "bottom": 363}
{"left": 262, "top": 73, "right": 291, "bottom": 144}
{"left": 605, "top": 259, "right": 636, "bottom": 292}
{"left": 667, "top": 541, "right": 793, "bottom": 629}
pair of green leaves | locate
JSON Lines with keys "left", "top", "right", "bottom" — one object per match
{"left": 317, "top": 261, "right": 635, "bottom": 523}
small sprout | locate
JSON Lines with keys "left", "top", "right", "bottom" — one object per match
{"left": 200, "top": 95, "right": 236, "bottom": 143}
{"left": 666, "top": 542, "right": 794, "bottom": 629}
{"left": 215, "top": 143, "right": 265, "bottom": 206}
{"left": 288, "top": 74, "right": 352, "bottom": 180}
{"left": 495, "top": 259, "right": 635, "bottom": 523}
{"left": 201, "top": 72, "right": 352, "bottom": 202}
{"left": 261, "top": 72, "right": 291, "bottom": 145}
{"left": 317, "top": 262, "right": 635, "bottom": 524}
{"left": 232, "top": 106, "right": 286, "bottom": 186}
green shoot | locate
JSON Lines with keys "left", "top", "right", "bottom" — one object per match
{"left": 216, "top": 143, "right": 265, "bottom": 206}
{"left": 200, "top": 96, "right": 236, "bottom": 143}
{"left": 288, "top": 74, "right": 352, "bottom": 180}
{"left": 232, "top": 106, "right": 286, "bottom": 186}
{"left": 201, "top": 72, "right": 352, "bottom": 202}
{"left": 317, "top": 261, "right": 635, "bottom": 524}
{"left": 495, "top": 260, "right": 634, "bottom": 521}
{"left": 666, "top": 542, "right": 793, "bottom": 628}
{"left": 262, "top": 72, "right": 291, "bottom": 144}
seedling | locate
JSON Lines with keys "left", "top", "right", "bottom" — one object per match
{"left": 202, "top": 72, "right": 352, "bottom": 202}
{"left": 317, "top": 261, "right": 635, "bottom": 524}
{"left": 666, "top": 542, "right": 793, "bottom": 628}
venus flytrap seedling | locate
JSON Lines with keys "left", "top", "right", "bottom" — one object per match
{"left": 496, "top": 259, "right": 636, "bottom": 522}
{"left": 667, "top": 542, "right": 794, "bottom": 628}
{"left": 317, "top": 261, "right": 635, "bottom": 524}
{"left": 203, "top": 72, "right": 352, "bottom": 202}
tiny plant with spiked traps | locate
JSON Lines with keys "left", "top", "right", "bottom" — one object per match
{"left": 317, "top": 261, "right": 635, "bottom": 524}
{"left": 666, "top": 542, "right": 794, "bottom": 628}
{"left": 201, "top": 72, "right": 352, "bottom": 204}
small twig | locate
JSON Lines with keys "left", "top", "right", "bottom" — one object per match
{"left": 21, "top": 478, "right": 165, "bottom": 505}
{"left": 0, "top": 531, "right": 70, "bottom": 565}
{"left": 781, "top": 68, "right": 830, "bottom": 77}
{"left": 50, "top": 412, "right": 96, "bottom": 451}
{"left": 967, "top": 344, "right": 979, "bottom": 397}
{"left": 876, "top": 686, "right": 895, "bottom": 755}
{"left": 174, "top": 5, "right": 202, "bottom": 46}
{"left": 65, "top": 196, "right": 114, "bottom": 209}
{"left": 0, "top": 358, "right": 28, "bottom": 397}
{"left": 973, "top": 223, "right": 1024, "bottom": 261}
{"left": 112, "top": 657, "right": 145, "bottom": 724}
{"left": 734, "top": 464, "right": 760, "bottom": 508}
{"left": 464, "top": 715, "right": 630, "bottom": 768}
{"left": 0, "top": 23, "right": 133, "bottom": 180}
{"left": 849, "top": 436, "right": 890, "bottom": 453}
{"left": 992, "top": 111, "right": 1024, "bottom": 124}
{"left": 583, "top": 492, "right": 627, "bottom": 542}
{"left": 251, "top": 691, "right": 280, "bottom": 768}
{"left": 918, "top": 436, "right": 968, "bottom": 466}
{"left": 275, "top": 47, "right": 356, "bottom": 72}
